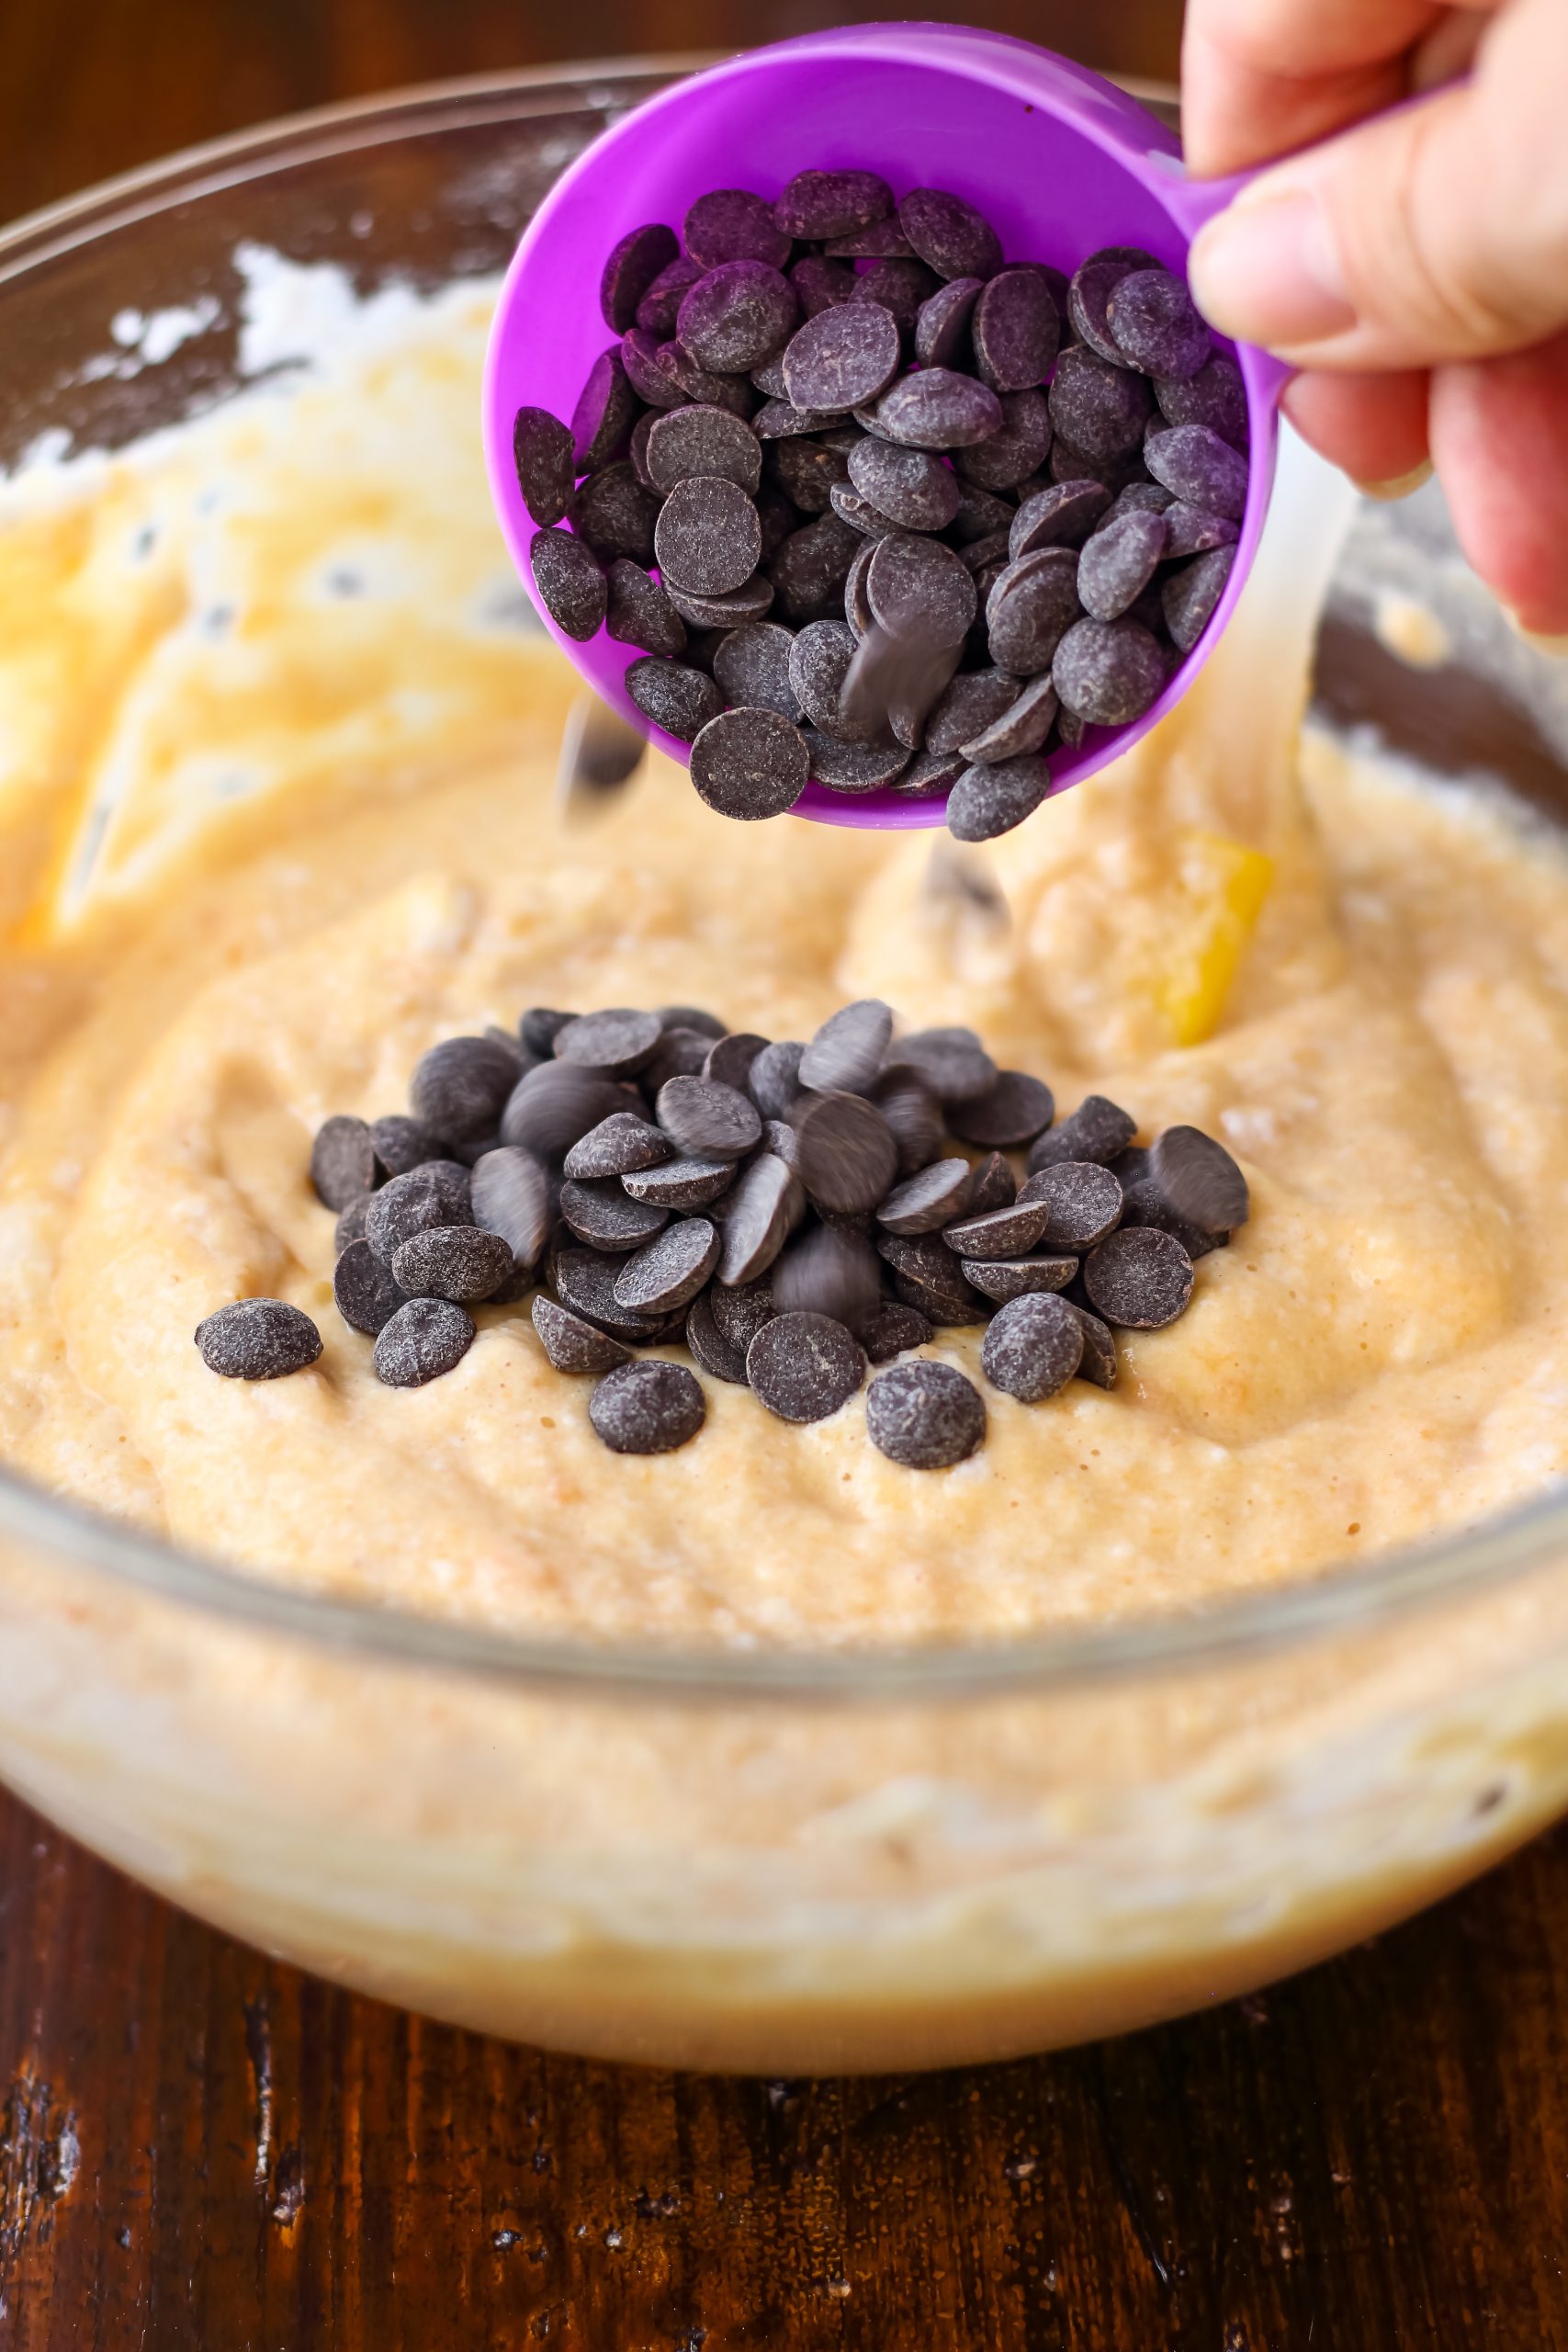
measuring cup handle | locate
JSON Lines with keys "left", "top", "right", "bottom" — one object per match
{"left": 1153, "top": 163, "right": 1294, "bottom": 412}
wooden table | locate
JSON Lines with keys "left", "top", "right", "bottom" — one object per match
{"left": 6, "top": 2, "right": 1566, "bottom": 2345}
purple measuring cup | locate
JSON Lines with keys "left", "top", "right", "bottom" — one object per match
{"left": 481, "top": 24, "right": 1290, "bottom": 831}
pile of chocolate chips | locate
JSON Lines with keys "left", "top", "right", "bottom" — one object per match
{"left": 514, "top": 171, "right": 1247, "bottom": 840}
{"left": 197, "top": 1001, "right": 1248, "bottom": 1471}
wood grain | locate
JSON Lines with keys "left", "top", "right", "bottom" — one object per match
{"left": 6, "top": 3, "right": 1565, "bottom": 2346}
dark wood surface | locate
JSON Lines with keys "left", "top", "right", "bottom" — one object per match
{"left": 5, "top": 4, "right": 1566, "bottom": 2347}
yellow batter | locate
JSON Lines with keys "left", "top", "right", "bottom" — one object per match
{"left": 0, "top": 268, "right": 1562, "bottom": 1648}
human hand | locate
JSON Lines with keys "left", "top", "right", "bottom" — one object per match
{"left": 1182, "top": 0, "right": 1568, "bottom": 634}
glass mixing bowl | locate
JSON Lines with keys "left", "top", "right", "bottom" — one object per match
{"left": 3, "top": 69, "right": 1568, "bottom": 2075}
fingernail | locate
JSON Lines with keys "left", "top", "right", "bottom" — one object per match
{"left": 1357, "top": 460, "right": 1435, "bottom": 503}
{"left": 1190, "top": 187, "right": 1357, "bottom": 347}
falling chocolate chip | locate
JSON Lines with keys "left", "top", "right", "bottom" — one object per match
{"left": 501, "top": 1064, "right": 626, "bottom": 1162}
{"left": 589, "top": 1359, "right": 707, "bottom": 1453}
{"left": 391, "top": 1225, "right": 516, "bottom": 1302}
{"left": 746, "top": 1311, "right": 865, "bottom": 1423}
{"left": 373, "top": 1295, "right": 476, "bottom": 1387}
{"left": 795, "top": 1091, "right": 898, "bottom": 1215}
{"left": 771, "top": 1221, "right": 880, "bottom": 1329}
{"left": 716, "top": 1152, "right": 800, "bottom": 1286}
{"left": 867, "top": 1067, "right": 945, "bottom": 1175}
{"left": 799, "top": 998, "right": 894, "bottom": 1095}
{"left": 866, "top": 1359, "right": 987, "bottom": 1467}
{"left": 1083, "top": 1225, "right": 1194, "bottom": 1329}
{"left": 469, "top": 1146, "right": 555, "bottom": 1270}
{"left": 195, "top": 1297, "right": 322, "bottom": 1379}
{"left": 532, "top": 1294, "right": 632, "bottom": 1374}
{"left": 981, "top": 1292, "right": 1083, "bottom": 1401}
{"left": 1020, "top": 1160, "right": 1124, "bottom": 1250}
{"left": 947, "top": 1070, "right": 1055, "bottom": 1150}
{"left": 893, "top": 1025, "right": 997, "bottom": 1104}
{"left": 1149, "top": 1125, "right": 1249, "bottom": 1232}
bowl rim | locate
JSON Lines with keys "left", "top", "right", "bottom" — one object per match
{"left": 2, "top": 63, "right": 1562, "bottom": 1704}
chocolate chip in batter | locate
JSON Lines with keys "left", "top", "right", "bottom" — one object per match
{"left": 656, "top": 1073, "right": 762, "bottom": 1160}
{"left": 685, "top": 1287, "right": 748, "bottom": 1383}
{"left": 334, "top": 1193, "right": 372, "bottom": 1252}
{"left": 590, "top": 1358, "right": 707, "bottom": 1453}
{"left": 962, "top": 1253, "right": 1078, "bottom": 1304}
{"left": 373, "top": 1295, "right": 476, "bottom": 1387}
{"left": 876, "top": 1156, "right": 974, "bottom": 1235}
{"left": 370, "top": 1114, "right": 444, "bottom": 1180}
{"left": 549, "top": 1246, "right": 664, "bottom": 1340}
{"left": 749, "top": 1040, "right": 806, "bottom": 1120}
{"left": 1026, "top": 1094, "right": 1136, "bottom": 1175}
{"left": 867, "top": 1067, "right": 945, "bottom": 1176}
{"left": 981, "top": 1292, "right": 1084, "bottom": 1402}
{"left": 502, "top": 1063, "right": 626, "bottom": 1162}
{"left": 947, "top": 1070, "right": 1055, "bottom": 1150}
{"left": 1149, "top": 1124, "right": 1249, "bottom": 1233}
{"left": 552, "top": 1009, "right": 662, "bottom": 1079}
{"left": 716, "top": 1151, "right": 800, "bottom": 1286}
{"left": 195, "top": 1297, "right": 323, "bottom": 1380}
{"left": 558, "top": 1178, "right": 671, "bottom": 1252}
{"left": 860, "top": 1299, "right": 933, "bottom": 1363}
{"left": 866, "top": 1359, "right": 987, "bottom": 1467}
{"left": 746, "top": 1311, "right": 865, "bottom": 1423}
{"left": 365, "top": 1161, "right": 474, "bottom": 1264}
{"left": 1083, "top": 1225, "right": 1194, "bottom": 1329}
{"left": 310, "top": 1114, "right": 378, "bottom": 1212}
{"left": 563, "top": 1111, "right": 671, "bottom": 1181}
{"left": 1019, "top": 1159, "right": 1124, "bottom": 1251}
{"left": 614, "top": 1218, "right": 721, "bottom": 1314}
{"left": 332, "top": 1238, "right": 408, "bottom": 1335}
{"left": 703, "top": 1031, "right": 768, "bottom": 1092}
{"left": 532, "top": 1293, "right": 633, "bottom": 1374}
{"left": 893, "top": 1025, "right": 997, "bottom": 1104}
{"left": 1119, "top": 1176, "right": 1220, "bottom": 1261}
{"left": 966, "top": 1152, "right": 1018, "bottom": 1216}
{"left": 411, "top": 1035, "right": 522, "bottom": 1145}
{"left": 942, "top": 1198, "right": 1052, "bottom": 1259}
{"left": 391, "top": 1224, "right": 516, "bottom": 1302}
{"left": 1064, "top": 1298, "right": 1118, "bottom": 1387}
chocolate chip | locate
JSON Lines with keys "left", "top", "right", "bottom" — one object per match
{"left": 753, "top": 400, "right": 847, "bottom": 440}
{"left": 331, "top": 1237, "right": 407, "bottom": 1335}
{"left": 588, "top": 1358, "right": 706, "bottom": 1453}
{"left": 843, "top": 537, "right": 876, "bottom": 640}
{"left": 572, "top": 348, "right": 639, "bottom": 475}
{"left": 1119, "top": 1177, "right": 1219, "bottom": 1261}
{"left": 789, "top": 254, "right": 858, "bottom": 319}
{"left": 601, "top": 561, "right": 683, "bottom": 659}
{"left": 715, "top": 1153, "right": 800, "bottom": 1286}
{"left": 530, "top": 1294, "right": 630, "bottom": 1374}
{"left": 826, "top": 218, "right": 916, "bottom": 260}
{"left": 561, "top": 1112, "right": 671, "bottom": 1182}
{"left": 684, "top": 1287, "right": 747, "bottom": 1383}
{"left": 622, "top": 1156, "right": 737, "bottom": 1210}
{"left": 625, "top": 656, "right": 725, "bottom": 741}
{"left": 939, "top": 1197, "right": 1049, "bottom": 1259}
{"left": 1019, "top": 1159, "right": 1123, "bottom": 1251}
{"left": 555, "top": 1177, "right": 665, "bottom": 1252}
{"left": 898, "top": 187, "right": 1001, "bottom": 282}
{"left": 665, "top": 578, "right": 778, "bottom": 629}
{"left": 550, "top": 1246, "right": 665, "bottom": 1339}
{"left": 1053, "top": 616, "right": 1165, "bottom": 725}
{"left": 684, "top": 187, "right": 792, "bottom": 272}
{"left": 521, "top": 1008, "right": 573, "bottom": 1057}
{"left": 1155, "top": 354, "right": 1248, "bottom": 451}
{"left": 689, "top": 705, "right": 810, "bottom": 820}
{"left": 391, "top": 1224, "right": 515, "bottom": 1301}
{"left": 368, "top": 1114, "right": 442, "bottom": 1180}
{"left": 772, "top": 1221, "right": 881, "bottom": 1329}
{"left": 705, "top": 621, "right": 798, "bottom": 720}
{"left": 803, "top": 729, "right": 911, "bottom": 792}
{"left": 501, "top": 1064, "right": 626, "bottom": 1160}
{"left": 962, "top": 1253, "right": 1077, "bottom": 1303}
{"left": 703, "top": 1032, "right": 768, "bottom": 1091}
{"left": 795, "top": 1091, "right": 898, "bottom": 1214}
{"left": 334, "top": 1193, "right": 372, "bottom": 1252}
{"left": 877, "top": 1157, "right": 974, "bottom": 1234}
{"left": 626, "top": 334, "right": 686, "bottom": 415}
{"left": 745, "top": 1311, "right": 864, "bottom": 1422}
{"left": 1048, "top": 346, "right": 1155, "bottom": 464}
{"left": 986, "top": 548, "right": 1080, "bottom": 676}
{"left": 655, "top": 1073, "right": 762, "bottom": 1160}
{"left": 850, "top": 258, "right": 942, "bottom": 334}
{"left": 1162, "top": 545, "right": 1238, "bottom": 653}
{"left": 531, "top": 527, "right": 606, "bottom": 641}
{"left": 513, "top": 406, "right": 576, "bottom": 528}
{"left": 657, "top": 340, "right": 760, "bottom": 413}
{"left": 979, "top": 274, "right": 1064, "bottom": 400}
{"left": 1084, "top": 1225, "right": 1194, "bottom": 1329}
{"left": 366, "top": 1162, "right": 474, "bottom": 1263}
{"left": 1063, "top": 1298, "right": 1117, "bottom": 1386}
{"left": 642, "top": 1024, "right": 712, "bottom": 1095}
{"left": 767, "top": 513, "right": 861, "bottom": 624}
{"left": 893, "top": 1273, "right": 988, "bottom": 1329}
{"left": 1077, "top": 508, "right": 1170, "bottom": 623}
{"left": 1005, "top": 481, "right": 1102, "bottom": 562}
{"left": 875, "top": 1228, "right": 977, "bottom": 1316}
{"left": 1106, "top": 267, "right": 1211, "bottom": 380}
{"left": 646, "top": 404, "right": 762, "bottom": 496}
{"left": 784, "top": 618, "right": 863, "bottom": 737}
{"left": 893, "top": 1025, "right": 996, "bottom": 1103}
{"left": 840, "top": 442, "right": 958, "bottom": 538}
{"left": 864, "top": 1357, "right": 986, "bottom": 1467}
{"left": 411, "top": 1035, "right": 521, "bottom": 1145}
{"left": 749, "top": 1040, "right": 805, "bottom": 1120}
{"left": 948, "top": 1071, "right": 1055, "bottom": 1150}
{"left": 470, "top": 1146, "right": 555, "bottom": 1268}
{"left": 953, "top": 388, "right": 1053, "bottom": 492}
{"left": 861, "top": 1300, "right": 933, "bottom": 1363}
{"left": 919, "top": 671, "right": 1016, "bottom": 759}
{"left": 194, "top": 1295, "right": 323, "bottom": 1384}
{"left": 310, "top": 1114, "right": 377, "bottom": 1212}
{"left": 373, "top": 1295, "right": 475, "bottom": 1386}
{"left": 653, "top": 474, "right": 762, "bottom": 598}
{"left": 1145, "top": 424, "right": 1249, "bottom": 521}
{"left": 770, "top": 437, "right": 851, "bottom": 516}
{"left": 914, "top": 275, "right": 982, "bottom": 368}
{"left": 707, "top": 1275, "right": 775, "bottom": 1355}
{"left": 600, "top": 221, "right": 681, "bottom": 332}
{"left": 792, "top": 1000, "right": 888, "bottom": 1098}
{"left": 1103, "top": 481, "right": 1176, "bottom": 525}
{"left": 552, "top": 1009, "right": 661, "bottom": 1079}
{"left": 861, "top": 368, "right": 1002, "bottom": 451}
{"left": 865, "top": 532, "right": 977, "bottom": 650}
{"left": 1066, "top": 250, "right": 1155, "bottom": 365}
{"left": 678, "top": 260, "right": 798, "bottom": 375}
{"left": 769, "top": 167, "right": 888, "bottom": 240}
{"left": 762, "top": 1117, "right": 803, "bottom": 1170}
{"left": 1026, "top": 1095, "right": 1136, "bottom": 1174}
{"left": 960, "top": 672, "right": 1059, "bottom": 762}
{"left": 858, "top": 1068, "right": 939, "bottom": 1174}
{"left": 614, "top": 1218, "right": 721, "bottom": 1315}
{"left": 572, "top": 461, "right": 661, "bottom": 563}
{"left": 981, "top": 1292, "right": 1083, "bottom": 1401}
{"left": 947, "top": 753, "right": 1055, "bottom": 842}
{"left": 970, "top": 1158, "right": 1017, "bottom": 1218}
{"left": 777, "top": 303, "right": 897, "bottom": 416}
{"left": 1150, "top": 1125, "right": 1248, "bottom": 1232}
{"left": 634, "top": 253, "right": 705, "bottom": 337}
{"left": 1164, "top": 503, "right": 1240, "bottom": 559}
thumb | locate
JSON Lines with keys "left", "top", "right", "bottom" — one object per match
{"left": 1188, "top": 0, "right": 1568, "bottom": 371}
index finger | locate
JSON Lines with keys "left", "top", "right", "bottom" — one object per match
{"left": 1180, "top": 0, "right": 1489, "bottom": 176}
